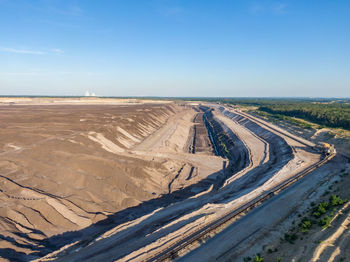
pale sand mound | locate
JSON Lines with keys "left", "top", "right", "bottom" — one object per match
{"left": 88, "top": 131, "right": 124, "bottom": 153}
{"left": 117, "top": 126, "right": 141, "bottom": 143}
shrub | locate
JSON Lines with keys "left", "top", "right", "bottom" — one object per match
{"left": 313, "top": 202, "right": 329, "bottom": 217}
{"left": 319, "top": 215, "right": 332, "bottom": 228}
{"left": 299, "top": 219, "right": 312, "bottom": 233}
{"left": 330, "top": 195, "right": 345, "bottom": 206}
{"left": 253, "top": 254, "right": 264, "bottom": 262}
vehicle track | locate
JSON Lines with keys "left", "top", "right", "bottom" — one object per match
{"left": 39, "top": 106, "right": 318, "bottom": 262}
{"left": 143, "top": 107, "right": 325, "bottom": 261}
{"left": 147, "top": 152, "right": 335, "bottom": 262}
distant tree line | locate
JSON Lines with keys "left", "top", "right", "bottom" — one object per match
{"left": 258, "top": 103, "right": 350, "bottom": 130}
{"left": 185, "top": 98, "right": 350, "bottom": 131}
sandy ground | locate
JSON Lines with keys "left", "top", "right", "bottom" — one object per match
{"left": 183, "top": 106, "right": 349, "bottom": 262}
{"left": 0, "top": 99, "right": 335, "bottom": 262}
{"left": 0, "top": 97, "right": 172, "bottom": 105}
{"left": 0, "top": 100, "right": 221, "bottom": 261}
{"left": 181, "top": 157, "right": 346, "bottom": 262}
{"left": 240, "top": 113, "right": 350, "bottom": 262}
{"left": 37, "top": 104, "right": 323, "bottom": 262}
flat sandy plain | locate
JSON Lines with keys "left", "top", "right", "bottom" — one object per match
{"left": 0, "top": 97, "right": 348, "bottom": 262}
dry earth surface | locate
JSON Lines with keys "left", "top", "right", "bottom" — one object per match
{"left": 38, "top": 104, "right": 323, "bottom": 262}
{"left": 0, "top": 98, "right": 344, "bottom": 262}
{"left": 0, "top": 98, "right": 222, "bottom": 261}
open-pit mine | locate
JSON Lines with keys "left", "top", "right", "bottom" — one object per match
{"left": 0, "top": 98, "right": 338, "bottom": 261}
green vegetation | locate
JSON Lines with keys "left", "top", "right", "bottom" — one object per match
{"left": 254, "top": 110, "right": 314, "bottom": 129}
{"left": 253, "top": 254, "right": 264, "bottom": 262}
{"left": 310, "top": 195, "right": 347, "bottom": 227}
{"left": 258, "top": 103, "right": 350, "bottom": 130}
{"left": 243, "top": 254, "right": 264, "bottom": 262}
{"left": 187, "top": 97, "right": 350, "bottom": 130}
{"left": 319, "top": 215, "right": 332, "bottom": 228}
{"left": 218, "top": 133, "right": 231, "bottom": 158}
{"left": 330, "top": 194, "right": 347, "bottom": 206}
{"left": 203, "top": 110, "right": 232, "bottom": 159}
{"left": 313, "top": 202, "right": 329, "bottom": 218}
{"left": 254, "top": 173, "right": 349, "bottom": 261}
{"left": 299, "top": 218, "right": 313, "bottom": 233}
{"left": 285, "top": 193, "right": 348, "bottom": 245}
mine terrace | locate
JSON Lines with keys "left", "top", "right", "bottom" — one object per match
{"left": 0, "top": 97, "right": 340, "bottom": 261}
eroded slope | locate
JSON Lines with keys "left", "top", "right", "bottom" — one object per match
{"left": 0, "top": 102, "right": 216, "bottom": 260}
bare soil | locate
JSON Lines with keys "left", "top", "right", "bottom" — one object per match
{"left": 0, "top": 99, "right": 223, "bottom": 261}
{"left": 0, "top": 98, "right": 337, "bottom": 262}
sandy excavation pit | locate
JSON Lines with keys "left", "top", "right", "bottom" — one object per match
{"left": 0, "top": 99, "right": 225, "bottom": 261}
{"left": 0, "top": 98, "right": 332, "bottom": 262}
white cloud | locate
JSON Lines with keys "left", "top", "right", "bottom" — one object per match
{"left": 0, "top": 46, "right": 65, "bottom": 55}
{"left": 51, "top": 48, "right": 64, "bottom": 53}
{"left": 0, "top": 47, "right": 45, "bottom": 55}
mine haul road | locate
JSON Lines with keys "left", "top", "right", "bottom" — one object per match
{"left": 44, "top": 104, "right": 330, "bottom": 262}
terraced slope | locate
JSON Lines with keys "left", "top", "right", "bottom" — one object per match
{"left": 0, "top": 102, "right": 220, "bottom": 261}
{"left": 42, "top": 105, "right": 322, "bottom": 262}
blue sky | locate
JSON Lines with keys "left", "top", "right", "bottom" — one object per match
{"left": 0, "top": 0, "right": 349, "bottom": 97}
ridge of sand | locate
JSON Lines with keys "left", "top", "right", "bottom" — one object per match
{"left": 87, "top": 132, "right": 124, "bottom": 153}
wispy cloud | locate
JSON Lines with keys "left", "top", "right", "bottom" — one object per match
{"left": 51, "top": 48, "right": 64, "bottom": 54}
{"left": 0, "top": 46, "right": 65, "bottom": 55}
{"left": 0, "top": 47, "right": 45, "bottom": 55}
